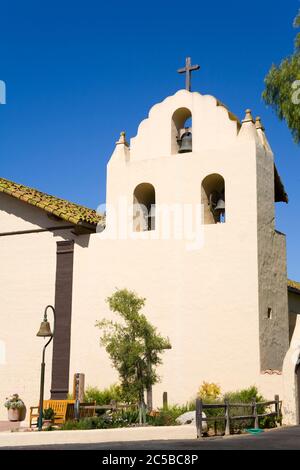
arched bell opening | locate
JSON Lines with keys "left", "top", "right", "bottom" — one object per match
{"left": 171, "top": 107, "right": 192, "bottom": 154}
{"left": 201, "top": 174, "right": 226, "bottom": 224}
{"left": 133, "top": 183, "right": 156, "bottom": 232}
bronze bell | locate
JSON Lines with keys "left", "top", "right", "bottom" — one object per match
{"left": 178, "top": 130, "right": 192, "bottom": 153}
{"left": 214, "top": 197, "right": 225, "bottom": 214}
{"left": 36, "top": 316, "right": 53, "bottom": 337}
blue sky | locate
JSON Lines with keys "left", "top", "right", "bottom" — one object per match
{"left": 0, "top": 0, "right": 299, "bottom": 279}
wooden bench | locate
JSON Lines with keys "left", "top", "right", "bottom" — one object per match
{"left": 30, "top": 399, "right": 75, "bottom": 427}
{"left": 66, "top": 402, "right": 96, "bottom": 421}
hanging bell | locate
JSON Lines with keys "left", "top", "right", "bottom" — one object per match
{"left": 178, "top": 130, "right": 192, "bottom": 153}
{"left": 36, "top": 319, "right": 53, "bottom": 337}
{"left": 214, "top": 197, "right": 225, "bottom": 214}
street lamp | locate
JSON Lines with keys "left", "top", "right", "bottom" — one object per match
{"left": 36, "top": 305, "right": 56, "bottom": 431}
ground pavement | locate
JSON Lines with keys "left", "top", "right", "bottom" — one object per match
{"left": 0, "top": 425, "right": 300, "bottom": 450}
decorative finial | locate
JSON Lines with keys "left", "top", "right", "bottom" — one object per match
{"left": 177, "top": 57, "right": 200, "bottom": 91}
{"left": 255, "top": 116, "right": 265, "bottom": 131}
{"left": 116, "top": 131, "right": 129, "bottom": 146}
{"left": 238, "top": 108, "right": 260, "bottom": 141}
{"left": 242, "top": 109, "right": 254, "bottom": 123}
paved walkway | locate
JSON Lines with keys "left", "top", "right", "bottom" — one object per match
{"left": 0, "top": 421, "right": 24, "bottom": 433}
{"left": 1, "top": 425, "right": 299, "bottom": 450}
{"left": 0, "top": 424, "right": 195, "bottom": 448}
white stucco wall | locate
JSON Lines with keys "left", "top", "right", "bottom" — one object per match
{"left": 0, "top": 192, "right": 68, "bottom": 233}
{"left": 282, "top": 314, "right": 300, "bottom": 425}
{"left": 0, "top": 194, "right": 75, "bottom": 421}
{"left": 70, "top": 233, "right": 260, "bottom": 406}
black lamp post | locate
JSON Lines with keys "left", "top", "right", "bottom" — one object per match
{"left": 36, "top": 305, "right": 56, "bottom": 431}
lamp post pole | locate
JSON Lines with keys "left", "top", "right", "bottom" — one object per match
{"left": 37, "top": 305, "right": 56, "bottom": 431}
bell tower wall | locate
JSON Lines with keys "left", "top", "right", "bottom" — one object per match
{"left": 255, "top": 144, "right": 289, "bottom": 371}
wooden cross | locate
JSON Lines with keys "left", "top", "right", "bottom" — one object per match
{"left": 177, "top": 57, "right": 200, "bottom": 91}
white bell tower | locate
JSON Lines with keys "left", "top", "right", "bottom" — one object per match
{"left": 104, "top": 86, "right": 289, "bottom": 400}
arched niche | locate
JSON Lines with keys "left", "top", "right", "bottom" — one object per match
{"left": 201, "top": 174, "right": 226, "bottom": 224}
{"left": 133, "top": 183, "right": 156, "bottom": 232}
{"left": 171, "top": 107, "right": 192, "bottom": 154}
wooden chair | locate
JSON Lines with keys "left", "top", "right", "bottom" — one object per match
{"left": 29, "top": 399, "right": 75, "bottom": 427}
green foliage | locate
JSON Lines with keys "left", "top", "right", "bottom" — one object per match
{"left": 200, "top": 396, "right": 225, "bottom": 434}
{"left": 60, "top": 417, "right": 104, "bottom": 430}
{"left": 259, "top": 414, "right": 278, "bottom": 429}
{"left": 147, "top": 404, "right": 194, "bottom": 426}
{"left": 84, "top": 384, "right": 124, "bottom": 405}
{"left": 114, "top": 408, "right": 140, "bottom": 425}
{"left": 43, "top": 407, "right": 55, "bottom": 420}
{"left": 223, "top": 385, "right": 263, "bottom": 404}
{"left": 223, "top": 386, "right": 264, "bottom": 433}
{"left": 4, "top": 394, "right": 25, "bottom": 410}
{"left": 60, "top": 411, "right": 139, "bottom": 430}
{"left": 59, "top": 385, "right": 280, "bottom": 432}
{"left": 294, "top": 11, "right": 300, "bottom": 50}
{"left": 262, "top": 10, "right": 300, "bottom": 143}
{"left": 60, "top": 404, "right": 194, "bottom": 430}
{"left": 96, "top": 289, "right": 171, "bottom": 408}
{"left": 198, "top": 385, "right": 279, "bottom": 434}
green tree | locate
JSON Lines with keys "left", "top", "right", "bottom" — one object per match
{"left": 96, "top": 289, "right": 171, "bottom": 423}
{"left": 262, "top": 11, "right": 300, "bottom": 143}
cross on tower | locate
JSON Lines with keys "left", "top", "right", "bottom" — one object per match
{"left": 177, "top": 57, "right": 200, "bottom": 92}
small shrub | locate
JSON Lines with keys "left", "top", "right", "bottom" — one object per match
{"left": 259, "top": 414, "right": 278, "bottom": 429}
{"left": 84, "top": 384, "right": 125, "bottom": 406}
{"left": 224, "top": 386, "right": 264, "bottom": 433}
{"left": 60, "top": 412, "right": 133, "bottom": 430}
{"left": 198, "top": 382, "right": 221, "bottom": 400}
{"left": 196, "top": 384, "right": 279, "bottom": 435}
{"left": 4, "top": 394, "right": 25, "bottom": 410}
{"left": 114, "top": 408, "right": 139, "bottom": 425}
{"left": 60, "top": 420, "right": 81, "bottom": 431}
{"left": 60, "top": 404, "right": 196, "bottom": 430}
{"left": 43, "top": 408, "right": 55, "bottom": 420}
{"left": 147, "top": 404, "right": 194, "bottom": 427}
{"left": 224, "top": 385, "right": 263, "bottom": 404}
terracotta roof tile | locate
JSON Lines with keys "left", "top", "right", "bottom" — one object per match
{"left": 0, "top": 177, "right": 104, "bottom": 229}
{"left": 288, "top": 279, "right": 300, "bottom": 294}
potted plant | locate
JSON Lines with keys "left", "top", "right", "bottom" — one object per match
{"left": 4, "top": 394, "right": 26, "bottom": 421}
{"left": 42, "top": 407, "right": 55, "bottom": 427}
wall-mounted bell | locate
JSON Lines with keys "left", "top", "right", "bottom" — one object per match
{"left": 178, "top": 130, "right": 192, "bottom": 153}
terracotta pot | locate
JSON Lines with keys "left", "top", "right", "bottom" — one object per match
{"left": 42, "top": 419, "right": 54, "bottom": 429}
{"left": 8, "top": 407, "right": 26, "bottom": 422}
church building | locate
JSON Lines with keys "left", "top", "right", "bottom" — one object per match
{"left": 1, "top": 63, "right": 300, "bottom": 424}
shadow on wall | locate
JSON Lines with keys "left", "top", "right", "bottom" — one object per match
{"left": 0, "top": 192, "right": 92, "bottom": 249}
